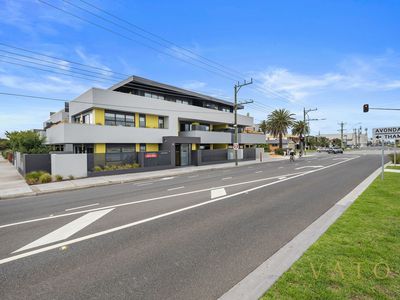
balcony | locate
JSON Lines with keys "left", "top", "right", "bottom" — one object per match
{"left": 179, "top": 130, "right": 233, "bottom": 144}
{"left": 238, "top": 133, "right": 266, "bottom": 144}
{"left": 45, "top": 123, "right": 171, "bottom": 144}
{"left": 179, "top": 130, "right": 266, "bottom": 144}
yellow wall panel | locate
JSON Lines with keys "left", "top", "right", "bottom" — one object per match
{"left": 146, "top": 114, "right": 158, "bottom": 128}
{"left": 93, "top": 108, "right": 105, "bottom": 125}
{"left": 213, "top": 144, "right": 228, "bottom": 149}
{"left": 146, "top": 144, "right": 159, "bottom": 151}
{"left": 94, "top": 143, "right": 106, "bottom": 153}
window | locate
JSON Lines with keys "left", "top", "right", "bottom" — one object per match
{"left": 144, "top": 92, "right": 164, "bottom": 100}
{"left": 106, "top": 144, "right": 135, "bottom": 153}
{"left": 105, "top": 112, "right": 116, "bottom": 126}
{"left": 140, "top": 143, "right": 146, "bottom": 152}
{"left": 158, "top": 116, "right": 165, "bottom": 128}
{"left": 105, "top": 111, "right": 135, "bottom": 127}
{"left": 139, "top": 114, "right": 146, "bottom": 128}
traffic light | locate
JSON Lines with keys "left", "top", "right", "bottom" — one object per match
{"left": 363, "top": 104, "right": 369, "bottom": 113}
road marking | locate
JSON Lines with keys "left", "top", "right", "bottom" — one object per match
{"left": 211, "top": 188, "right": 227, "bottom": 199}
{"left": 0, "top": 171, "right": 306, "bottom": 229}
{"left": 135, "top": 182, "right": 153, "bottom": 186}
{"left": 65, "top": 203, "right": 99, "bottom": 211}
{"left": 13, "top": 209, "right": 114, "bottom": 253}
{"left": 167, "top": 186, "right": 184, "bottom": 191}
{"left": 295, "top": 165, "right": 323, "bottom": 170}
{"left": 0, "top": 156, "right": 359, "bottom": 265}
{"left": 278, "top": 167, "right": 284, "bottom": 169}
{"left": 255, "top": 171, "right": 263, "bottom": 174}
{"left": 222, "top": 177, "right": 232, "bottom": 180}
{"left": 278, "top": 177, "right": 287, "bottom": 180}
{"left": 188, "top": 175, "right": 198, "bottom": 178}
{"left": 161, "top": 177, "right": 175, "bottom": 180}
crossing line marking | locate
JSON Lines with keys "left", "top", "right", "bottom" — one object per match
{"left": 65, "top": 203, "right": 99, "bottom": 211}
{"left": 211, "top": 188, "right": 227, "bottom": 199}
{"left": 167, "top": 186, "right": 184, "bottom": 191}
{"left": 14, "top": 209, "right": 114, "bottom": 253}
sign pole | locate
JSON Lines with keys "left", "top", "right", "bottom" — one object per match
{"left": 381, "top": 140, "right": 385, "bottom": 180}
{"left": 395, "top": 140, "right": 397, "bottom": 165}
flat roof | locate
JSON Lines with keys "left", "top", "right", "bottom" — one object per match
{"left": 109, "top": 75, "right": 240, "bottom": 108}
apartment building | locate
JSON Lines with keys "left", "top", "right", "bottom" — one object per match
{"left": 44, "top": 76, "right": 265, "bottom": 166}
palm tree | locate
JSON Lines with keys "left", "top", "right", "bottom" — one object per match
{"left": 259, "top": 120, "right": 268, "bottom": 134}
{"left": 265, "top": 109, "right": 295, "bottom": 149}
{"left": 292, "top": 120, "right": 310, "bottom": 153}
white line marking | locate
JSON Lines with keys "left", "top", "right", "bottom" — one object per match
{"left": 135, "top": 182, "right": 153, "bottom": 186}
{"left": 13, "top": 209, "right": 114, "bottom": 253}
{"left": 295, "top": 165, "right": 323, "bottom": 170}
{"left": 65, "top": 203, "right": 99, "bottom": 211}
{"left": 0, "top": 156, "right": 358, "bottom": 265}
{"left": 278, "top": 167, "right": 284, "bottom": 169}
{"left": 211, "top": 188, "right": 227, "bottom": 199}
{"left": 278, "top": 177, "right": 286, "bottom": 180}
{"left": 161, "top": 177, "right": 175, "bottom": 180}
{"left": 255, "top": 171, "right": 263, "bottom": 174}
{"left": 0, "top": 156, "right": 359, "bottom": 265}
{"left": 167, "top": 186, "right": 184, "bottom": 191}
{"left": 0, "top": 172, "right": 305, "bottom": 229}
{"left": 1, "top": 159, "right": 356, "bottom": 230}
{"left": 222, "top": 177, "right": 232, "bottom": 180}
{"left": 188, "top": 175, "right": 198, "bottom": 178}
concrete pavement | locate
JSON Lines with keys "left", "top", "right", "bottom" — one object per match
{"left": 0, "top": 157, "right": 34, "bottom": 199}
{"left": 0, "top": 153, "right": 382, "bottom": 299}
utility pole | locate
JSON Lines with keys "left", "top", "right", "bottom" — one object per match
{"left": 353, "top": 128, "right": 358, "bottom": 148}
{"left": 234, "top": 79, "right": 253, "bottom": 166}
{"left": 358, "top": 126, "right": 362, "bottom": 148}
{"left": 338, "top": 122, "right": 346, "bottom": 149}
{"left": 303, "top": 108, "right": 317, "bottom": 155}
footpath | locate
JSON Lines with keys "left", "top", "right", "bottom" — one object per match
{"left": 0, "top": 155, "right": 288, "bottom": 200}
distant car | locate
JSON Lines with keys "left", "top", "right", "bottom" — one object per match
{"left": 317, "top": 147, "right": 329, "bottom": 153}
{"left": 328, "top": 147, "right": 343, "bottom": 154}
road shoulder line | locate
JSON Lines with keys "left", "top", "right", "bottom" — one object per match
{"left": 218, "top": 163, "right": 383, "bottom": 300}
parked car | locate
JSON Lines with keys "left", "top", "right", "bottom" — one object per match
{"left": 317, "top": 147, "right": 329, "bottom": 153}
{"left": 328, "top": 147, "right": 343, "bottom": 154}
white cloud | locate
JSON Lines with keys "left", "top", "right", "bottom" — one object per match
{"left": 0, "top": 74, "right": 90, "bottom": 95}
{"left": 75, "top": 47, "right": 113, "bottom": 77}
{"left": 181, "top": 80, "right": 207, "bottom": 90}
{"left": 255, "top": 52, "right": 400, "bottom": 102}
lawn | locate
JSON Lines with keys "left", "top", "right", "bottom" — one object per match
{"left": 386, "top": 166, "right": 400, "bottom": 170}
{"left": 262, "top": 172, "right": 400, "bottom": 300}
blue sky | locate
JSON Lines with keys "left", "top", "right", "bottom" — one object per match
{"left": 1, "top": 0, "right": 400, "bottom": 138}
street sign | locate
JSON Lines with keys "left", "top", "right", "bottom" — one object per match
{"left": 373, "top": 127, "right": 400, "bottom": 140}
{"left": 233, "top": 143, "right": 239, "bottom": 150}
{"left": 145, "top": 153, "right": 158, "bottom": 158}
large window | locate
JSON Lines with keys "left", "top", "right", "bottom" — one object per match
{"left": 139, "top": 114, "right": 146, "bottom": 128}
{"left": 105, "top": 111, "right": 135, "bottom": 127}
{"left": 158, "top": 116, "right": 165, "bottom": 129}
{"left": 139, "top": 143, "right": 146, "bottom": 152}
{"left": 144, "top": 92, "right": 164, "bottom": 100}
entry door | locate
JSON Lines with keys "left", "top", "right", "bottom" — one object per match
{"left": 180, "top": 144, "right": 190, "bottom": 166}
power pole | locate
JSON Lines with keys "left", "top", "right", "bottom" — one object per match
{"left": 338, "top": 122, "right": 346, "bottom": 149}
{"left": 303, "top": 108, "right": 317, "bottom": 155}
{"left": 358, "top": 126, "right": 362, "bottom": 148}
{"left": 353, "top": 128, "right": 358, "bottom": 148}
{"left": 234, "top": 79, "right": 253, "bottom": 166}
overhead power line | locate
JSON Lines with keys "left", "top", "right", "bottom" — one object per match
{"left": 38, "top": 0, "right": 297, "bottom": 106}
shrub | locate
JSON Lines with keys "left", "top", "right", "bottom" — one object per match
{"left": 55, "top": 175, "right": 63, "bottom": 181}
{"left": 25, "top": 171, "right": 46, "bottom": 185}
{"left": 274, "top": 148, "right": 285, "bottom": 156}
{"left": 39, "top": 173, "right": 52, "bottom": 184}
{"left": 93, "top": 166, "right": 103, "bottom": 172}
{"left": 68, "top": 175, "right": 75, "bottom": 180}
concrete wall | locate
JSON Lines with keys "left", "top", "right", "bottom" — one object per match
{"left": 51, "top": 154, "right": 87, "bottom": 178}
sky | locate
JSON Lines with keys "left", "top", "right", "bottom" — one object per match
{"left": 1, "top": 0, "right": 400, "bottom": 138}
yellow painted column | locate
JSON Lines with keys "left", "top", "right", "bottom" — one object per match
{"left": 135, "top": 144, "right": 140, "bottom": 152}
{"left": 94, "top": 143, "right": 106, "bottom": 153}
{"left": 135, "top": 113, "right": 140, "bottom": 128}
{"left": 93, "top": 108, "right": 105, "bottom": 125}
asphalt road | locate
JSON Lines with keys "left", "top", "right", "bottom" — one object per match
{"left": 0, "top": 153, "right": 382, "bottom": 299}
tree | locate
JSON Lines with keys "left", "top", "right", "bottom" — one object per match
{"left": 259, "top": 120, "right": 268, "bottom": 134}
{"left": 292, "top": 120, "right": 310, "bottom": 152}
{"left": 265, "top": 109, "right": 295, "bottom": 149}
{"left": 5, "top": 130, "right": 49, "bottom": 154}
{"left": 331, "top": 138, "right": 342, "bottom": 147}
{"left": 0, "top": 138, "right": 9, "bottom": 151}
